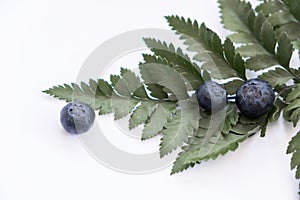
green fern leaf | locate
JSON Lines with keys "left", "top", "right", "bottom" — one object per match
{"left": 202, "top": 70, "right": 212, "bottom": 81}
{"left": 222, "top": 104, "right": 240, "bottom": 135}
{"left": 142, "top": 102, "right": 176, "bottom": 140}
{"left": 171, "top": 128, "right": 248, "bottom": 174}
{"left": 43, "top": 84, "right": 74, "bottom": 102}
{"left": 287, "top": 84, "right": 300, "bottom": 101}
{"left": 112, "top": 97, "right": 139, "bottom": 120}
{"left": 287, "top": 131, "right": 300, "bottom": 154}
{"left": 256, "top": 0, "right": 285, "bottom": 15}
{"left": 143, "top": 38, "right": 203, "bottom": 89}
{"left": 245, "top": 55, "right": 278, "bottom": 71}
{"left": 259, "top": 67, "right": 294, "bottom": 87}
{"left": 283, "top": 84, "right": 300, "bottom": 126}
{"left": 230, "top": 123, "right": 261, "bottom": 135}
{"left": 268, "top": 104, "right": 281, "bottom": 122}
{"left": 218, "top": 0, "right": 253, "bottom": 33}
{"left": 113, "top": 68, "right": 145, "bottom": 97}
{"left": 159, "top": 99, "right": 200, "bottom": 157}
{"left": 261, "top": 21, "right": 277, "bottom": 54}
{"left": 287, "top": 131, "right": 300, "bottom": 180}
{"left": 171, "top": 105, "right": 249, "bottom": 174}
{"left": 44, "top": 1, "right": 300, "bottom": 186}
{"left": 255, "top": 0, "right": 300, "bottom": 45}
{"left": 219, "top": 0, "right": 280, "bottom": 71}
{"left": 129, "top": 101, "right": 156, "bottom": 130}
{"left": 114, "top": 68, "right": 149, "bottom": 99}
{"left": 144, "top": 83, "right": 168, "bottom": 99}
{"left": 140, "top": 58, "right": 189, "bottom": 100}
{"left": 268, "top": 8, "right": 298, "bottom": 27}
{"left": 110, "top": 75, "right": 121, "bottom": 87}
{"left": 236, "top": 44, "right": 268, "bottom": 57}
{"left": 283, "top": 99, "right": 300, "bottom": 127}
{"left": 276, "top": 23, "right": 300, "bottom": 42}
{"left": 229, "top": 112, "right": 265, "bottom": 135}
{"left": 277, "top": 33, "right": 293, "bottom": 68}
{"left": 43, "top": 81, "right": 113, "bottom": 114}
{"left": 224, "top": 79, "right": 244, "bottom": 95}
{"left": 284, "top": 0, "right": 300, "bottom": 22}
{"left": 165, "top": 16, "right": 244, "bottom": 80}
{"left": 228, "top": 33, "right": 256, "bottom": 44}
{"left": 224, "top": 38, "right": 246, "bottom": 79}
{"left": 92, "top": 79, "right": 113, "bottom": 96}
{"left": 283, "top": 84, "right": 300, "bottom": 127}
{"left": 256, "top": 0, "right": 298, "bottom": 26}
{"left": 268, "top": 98, "right": 287, "bottom": 123}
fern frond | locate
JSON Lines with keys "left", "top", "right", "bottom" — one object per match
{"left": 171, "top": 130, "right": 248, "bottom": 174}
{"left": 283, "top": 0, "right": 300, "bottom": 22}
{"left": 171, "top": 104, "right": 251, "bottom": 174}
{"left": 287, "top": 131, "right": 300, "bottom": 184}
{"left": 256, "top": 0, "right": 300, "bottom": 47}
{"left": 257, "top": 0, "right": 299, "bottom": 25}
{"left": 159, "top": 99, "right": 200, "bottom": 157}
{"left": 142, "top": 102, "right": 176, "bottom": 140}
{"left": 165, "top": 15, "right": 246, "bottom": 80}
{"left": 259, "top": 68, "right": 294, "bottom": 87}
{"left": 140, "top": 56, "right": 190, "bottom": 100}
{"left": 219, "top": 0, "right": 300, "bottom": 102}
{"left": 129, "top": 101, "right": 157, "bottom": 129}
{"left": 219, "top": 0, "right": 281, "bottom": 71}
{"left": 44, "top": 2, "right": 300, "bottom": 190}
{"left": 284, "top": 86, "right": 300, "bottom": 127}
{"left": 143, "top": 38, "right": 203, "bottom": 89}
{"left": 45, "top": 68, "right": 180, "bottom": 140}
{"left": 257, "top": 0, "right": 298, "bottom": 27}
{"left": 43, "top": 80, "right": 113, "bottom": 114}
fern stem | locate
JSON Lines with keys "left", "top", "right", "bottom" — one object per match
{"left": 131, "top": 95, "right": 177, "bottom": 103}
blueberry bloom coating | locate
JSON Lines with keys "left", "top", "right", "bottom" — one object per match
{"left": 236, "top": 78, "right": 275, "bottom": 118}
{"left": 60, "top": 102, "right": 95, "bottom": 134}
{"left": 195, "top": 81, "right": 227, "bottom": 112}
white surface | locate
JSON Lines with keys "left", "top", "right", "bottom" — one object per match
{"left": 0, "top": 0, "right": 299, "bottom": 199}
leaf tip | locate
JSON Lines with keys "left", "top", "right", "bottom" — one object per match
{"left": 42, "top": 89, "right": 49, "bottom": 94}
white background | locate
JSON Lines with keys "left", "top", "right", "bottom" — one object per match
{"left": 0, "top": 0, "right": 299, "bottom": 199}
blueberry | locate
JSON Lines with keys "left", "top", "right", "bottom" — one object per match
{"left": 235, "top": 78, "right": 275, "bottom": 118}
{"left": 195, "top": 81, "right": 227, "bottom": 112}
{"left": 60, "top": 102, "right": 95, "bottom": 134}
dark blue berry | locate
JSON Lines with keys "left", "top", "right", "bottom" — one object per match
{"left": 195, "top": 81, "right": 227, "bottom": 112}
{"left": 60, "top": 102, "right": 95, "bottom": 134}
{"left": 235, "top": 78, "right": 275, "bottom": 118}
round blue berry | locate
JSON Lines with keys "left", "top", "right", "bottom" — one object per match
{"left": 235, "top": 78, "right": 275, "bottom": 118}
{"left": 195, "top": 81, "right": 227, "bottom": 112}
{"left": 60, "top": 102, "right": 95, "bottom": 134}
